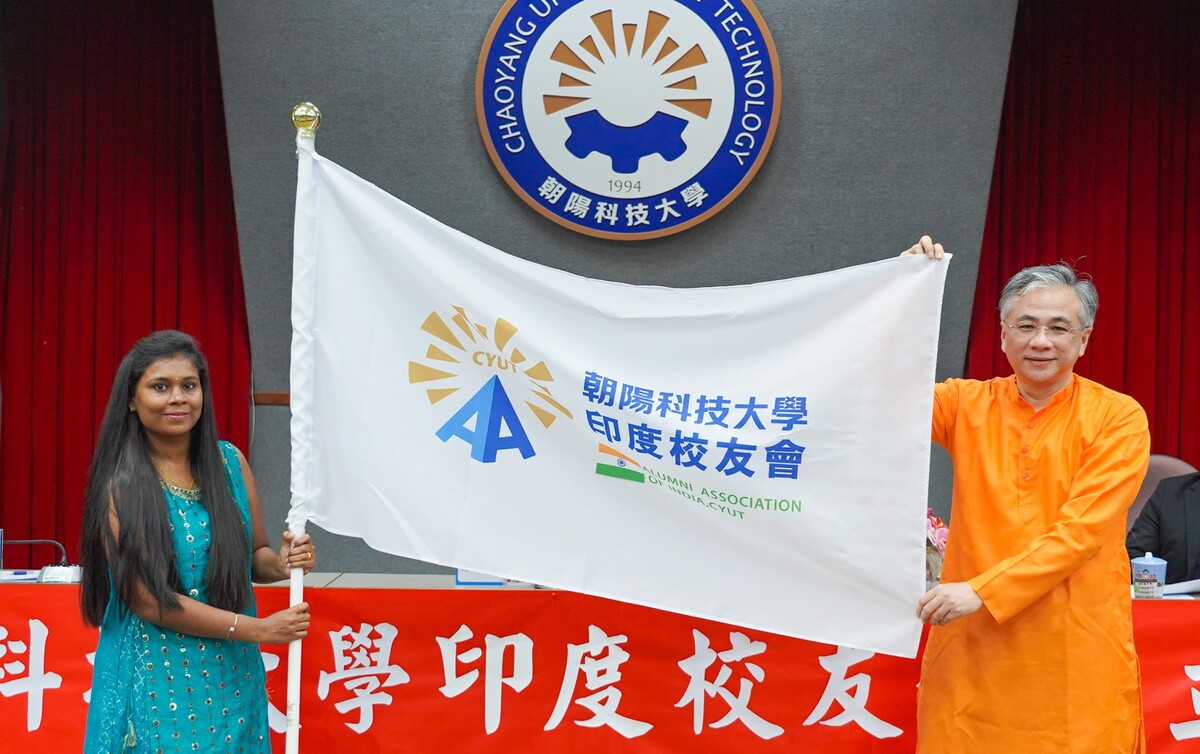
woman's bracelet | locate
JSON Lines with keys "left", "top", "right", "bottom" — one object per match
{"left": 228, "top": 612, "right": 239, "bottom": 639}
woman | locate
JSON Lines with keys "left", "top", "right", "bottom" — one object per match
{"left": 80, "top": 330, "right": 316, "bottom": 753}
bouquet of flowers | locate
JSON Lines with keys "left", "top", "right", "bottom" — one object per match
{"left": 926, "top": 508, "right": 949, "bottom": 587}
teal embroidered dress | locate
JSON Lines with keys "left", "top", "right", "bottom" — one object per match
{"left": 84, "top": 442, "right": 270, "bottom": 753}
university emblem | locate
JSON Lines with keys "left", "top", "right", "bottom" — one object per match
{"left": 476, "top": 0, "right": 781, "bottom": 240}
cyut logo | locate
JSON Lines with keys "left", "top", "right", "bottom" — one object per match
{"left": 477, "top": 0, "right": 781, "bottom": 240}
{"left": 408, "top": 307, "right": 572, "bottom": 463}
{"left": 472, "top": 350, "right": 519, "bottom": 372}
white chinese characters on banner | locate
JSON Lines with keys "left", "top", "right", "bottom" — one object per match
{"left": 317, "top": 623, "right": 410, "bottom": 733}
{"left": 0, "top": 620, "right": 63, "bottom": 732}
{"left": 2, "top": 593, "right": 1197, "bottom": 750}
{"left": 545, "top": 624, "right": 651, "bottom": 738}
{"left": 1170, "top": 664, "right": 1200, "bottom": 740}
{"left": 676, "top": 629, "right": 783, "bottom": 739}
{"left": 803, "top": 646, "right": 903, "bottom": 738}
{"left": 2, "top": 612, "right": 907, "bottom": 742}
{"left": 262, "top": 651, "right": 288, "bottom": 733}
{"left": 83, "top": 651, "right": 94, "bottom": 703}
{"left": 437, "top": 625, "right": 533, "bottom": 734}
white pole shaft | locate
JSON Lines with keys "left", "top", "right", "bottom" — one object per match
{"left": 284, "top": 566, "right": 305, "bottom": 754}
{"left": 286, "top": 113, "right": 318, "bottom": 754}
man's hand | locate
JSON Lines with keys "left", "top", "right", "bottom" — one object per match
{"left": 900, "top": 235, "right": 945, "bottom": 259}
{"left": 918, "top": 582, "right": 983, "bottom": 626}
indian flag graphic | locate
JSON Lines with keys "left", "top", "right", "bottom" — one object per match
{"left": 595, "top": 443, "right": 645, "bottom": 483}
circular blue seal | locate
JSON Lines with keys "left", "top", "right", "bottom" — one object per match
{"left": 476, "top": 0, "right": 781, "bottom": 240}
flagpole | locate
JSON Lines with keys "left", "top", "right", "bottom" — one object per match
{"left": 285, "top": 101, "right": 321, "bottom": 754}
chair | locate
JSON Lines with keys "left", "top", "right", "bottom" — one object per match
{"left": 1127, "top": 454, "right": 1200, "bottom": 532}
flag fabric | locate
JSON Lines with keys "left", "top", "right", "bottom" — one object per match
{"left": 288, "top": 142, "right": 948, "bottom": 657}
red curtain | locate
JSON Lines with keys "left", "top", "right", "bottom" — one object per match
{"left": 0, "top": 1, "right": 252, "bottom": 568}
{"left": 970, "top": 0, "right": 1200, "bottom": 465}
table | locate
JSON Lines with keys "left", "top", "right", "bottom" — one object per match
{"left": 1, "top": 581, "right": 1197, "bottom": 752}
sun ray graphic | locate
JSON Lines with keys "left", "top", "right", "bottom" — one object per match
{"left": 407, "top": 309, "right": 573, "bottom": 427}
{"left": 541, "top": 10, "right": 714, "bottom": 122}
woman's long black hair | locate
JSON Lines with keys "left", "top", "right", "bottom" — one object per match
{"left": 80, "top": 330, "right": 250, "bottom": 626}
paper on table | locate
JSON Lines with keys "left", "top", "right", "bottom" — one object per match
{"left": 0, "top": 570, "right": 39, "bottom": 582}
{"left": 1164, "top": 578, "right": 1200, "bottom": 596}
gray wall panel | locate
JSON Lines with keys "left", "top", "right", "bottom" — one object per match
{"left": 214, "top": 0, "right": 1016, "bottom": 571}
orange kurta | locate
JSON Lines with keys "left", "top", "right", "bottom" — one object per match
{"left": 918, "top": 375, "right": 1150, "bottom": 754}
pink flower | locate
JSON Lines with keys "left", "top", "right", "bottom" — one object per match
{"left": 926, "top": 508, "right": 949, "bottom": 556}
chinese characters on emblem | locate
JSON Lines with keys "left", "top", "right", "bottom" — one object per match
{"left": 535, "top": 176, "right": 710, "bottom": 231}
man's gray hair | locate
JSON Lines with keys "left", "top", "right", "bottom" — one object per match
{"left": 998, "top": 264, "right": 1099, "bottom": 328}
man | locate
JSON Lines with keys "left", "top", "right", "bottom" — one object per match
{"left": 904, "top": 236, "right": 1150, "bottom": 753}
{"left": 1127, "top": 472, "right": 1200, "bottom": 584}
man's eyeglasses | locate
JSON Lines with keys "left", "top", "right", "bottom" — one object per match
{"left": 1001, "top": 321, "right": 1087, "bottom": 341}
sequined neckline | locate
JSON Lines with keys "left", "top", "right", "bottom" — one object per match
{"left": 159, "top": 478, "right": 202, "bottom": 501}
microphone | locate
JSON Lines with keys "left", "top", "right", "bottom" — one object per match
{"left": 1, "top": 538, "right": 81, "bottom": 584}
{"left": 3, "top": 538, "right": 69, "bottom": 567}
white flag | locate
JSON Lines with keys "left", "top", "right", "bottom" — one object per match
{"left": 288, "top": 143, "right": 948, "bottom": 657}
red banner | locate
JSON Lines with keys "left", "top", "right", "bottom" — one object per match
{"left": 1, "top": 585, "right": 1197, "bottom": 752}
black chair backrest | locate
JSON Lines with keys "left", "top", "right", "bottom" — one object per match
{"left": 1127, "top": 454, "right": 1200, "bottom": 532}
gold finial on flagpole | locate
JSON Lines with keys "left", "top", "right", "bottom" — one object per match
{"left": 291, "top": 102, "right": 321, "bottom": 141}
